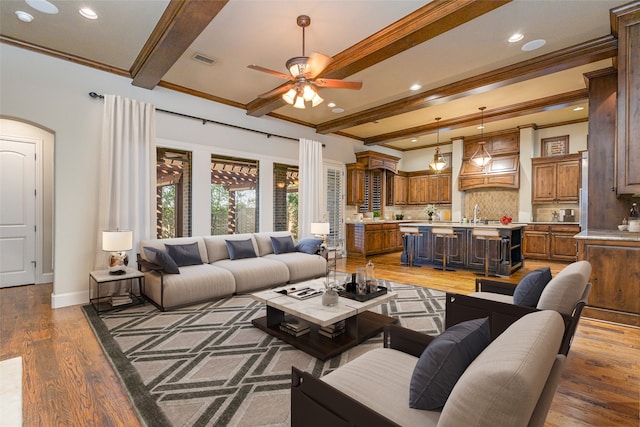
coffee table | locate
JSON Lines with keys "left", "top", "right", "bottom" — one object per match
{"left": 251, "top": 278, "right": 397, "bottom": 361}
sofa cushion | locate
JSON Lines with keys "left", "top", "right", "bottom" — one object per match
{"left": 204, "top": 234, "right": 258, "bottom": 262}
{"left": 295, "top": 238, "right": 323, "bottom": 254}
{"left": 438, "top": 311, "right": 564, "bottom": 427}
{"left": 537, "top": 261, "right": 591, "bottom": 315}
{"left": 253, "top": 231, "right": 293, "bottom": 256}
{"left": 264, "top": 252, "right": 327, "bottom": 283}
{"left": 166, "top": 242, "right": 203, "bottom": 267}
{"left": 513, "top": 267, "right": 552, "bottom": 307}
{"left": 322, "top": 348, "right": 441, "bottom": 427}
{"left": 143, "top": 247, "right": 180, "bottom": 274}
{"left": 139, "top": 237, "right": 209, "bottom": 264}
{"left": 143, "top": 264, "right": 236, "bottom": 310}
{"left": 225, "top": 239, "right": 257, "bottom": 260}
{"left": 213, "top": 258, "right": 289, "bottom": 293}
{"left": 409, "top": 317, "right": 490, "bottom": 410}
{"left": 271, "top": 235, "right": 295, "bottom": 255}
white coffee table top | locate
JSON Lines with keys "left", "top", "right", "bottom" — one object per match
{"left": 251, "top": 278, "right": 396, "bottom": 327}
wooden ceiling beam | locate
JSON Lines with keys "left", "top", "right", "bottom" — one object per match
{"left": 131, "top": 0, "right": 228, "bottom": 90}
{"left": 363, "top": 89, "right": 589, "bottom": 145}
{"left": 317, "top": 35, "right": 617, "bottom": 135}
{"left": 245, "top": 0, "right": 510, "bottom": 117}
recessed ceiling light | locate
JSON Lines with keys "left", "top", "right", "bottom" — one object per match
{"left": 477, "top": 125, "right": 485, "bottom": 130}
{"left": 79, "top": 7, "right": 98, "bottom": 20}
{"left": 411, "top": 139, "right": 418, "bottom": 143}
{"left": 508, "top": 33, "right": 524, "bottom": 43}
{"left": 327, "top": 102, "right": 336, "bottom": 108}
{"left": 573, "top": 106, "right": 584, "bottom": 111}
{"left": 332, "top": 108, "right": 344, "bottom": 114}
{"left": 15, "top": 10, "right": 34, "bottom": 22}
{"left": 410, "top": 84, "right": 422, "bottom": 91}
{"left": 25, "top": 0, "right": 58, "bottom": 14}
{"left": 522, "top": 39, "right": 546, "bottom": 52}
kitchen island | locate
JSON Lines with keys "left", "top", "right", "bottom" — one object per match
{"left": 400, "top": 222, "right": 525, "bottom": 276}
{"left": 575, "top": 229, "right": 640, "bottom": 326}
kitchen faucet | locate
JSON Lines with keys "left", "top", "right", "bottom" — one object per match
{"left": 473, "top": 204, "right": 480, "bottom": 224}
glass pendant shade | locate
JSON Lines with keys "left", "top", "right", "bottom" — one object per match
{"left": 311, "top": 92, "right": 323, "bottom": 107}
{"left": 470, "top": 141, "right": 492, "bottom": 167}
{"left": 286, "top": 56, "right": 308, "bottom": 78}
{"left": 302, "top": 84, "right": 315, "bottom": 101}
{"left": 282, "top": 88, "right": 297, "bottom": 105}
{"left": 293, "top": 96, "right": 306, "bottom": 109}
{"left": 430, "top": 147, "right": 447, "bottom": 171}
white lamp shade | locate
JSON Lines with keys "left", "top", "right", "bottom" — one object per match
{"left": 310, "top": 222, "right": 330, "bottom": 235}
{"left": 102, "top": 230, "right": 133, "bottom": 252}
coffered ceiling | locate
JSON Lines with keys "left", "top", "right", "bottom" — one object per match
{"left": 0, "top": 0, "right": 621, "bottom": 151}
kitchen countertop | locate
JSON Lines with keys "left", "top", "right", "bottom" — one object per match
{"left": 574, "top": 229, "right": 640, "bottom": 242}
{"left": 400, "top": 221, "right": 526, "bottom": 229}
{"left": 527, "top": 221, "right": 580, "bottom": 225}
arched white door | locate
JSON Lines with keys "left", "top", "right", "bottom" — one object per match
{"left": 0, "top": 137, "right": 36, "bottom": 287}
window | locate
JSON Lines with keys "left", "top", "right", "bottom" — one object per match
{"left": 211, "top": 155, "right": 259, "bottom": 235}
{"left": 326, "top": 167, "right": 343, "bottom": 247}
{"left": 156, "top": 148, "right": 192, "bottom": 238}
{"left": 273, "top": 163, "right": 299, "bottom": 239}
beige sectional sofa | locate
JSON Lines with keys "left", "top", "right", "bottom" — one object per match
{"left": 138, "top": 231, "right": 327, "bottom": 310}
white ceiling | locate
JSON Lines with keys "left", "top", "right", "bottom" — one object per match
{"left": 0, "top": 0, "right": 622, "bottom": 151}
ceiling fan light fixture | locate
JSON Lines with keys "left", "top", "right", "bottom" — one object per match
{"left": 311, "top": 92, "right": 324, "bottom": 107}
{"left": 302, "top": 84, "right": 316, "bottom": 101}
{"left": 286, "top": 57, "right": 308, "bottom": 78}
{"left": 293, "top": 96, "right": 306, "bottom": 109}
{"left": 282, "top": 88, "right": 297, "bottom": 105}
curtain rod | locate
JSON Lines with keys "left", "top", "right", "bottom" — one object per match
{"left": 88, "top": 92, "right": 301, "bottom": 143}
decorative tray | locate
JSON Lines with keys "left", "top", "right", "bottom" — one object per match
{"left": 339, "top": 286, "right": 387, "bottom": 302}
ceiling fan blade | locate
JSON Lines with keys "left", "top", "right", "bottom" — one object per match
{"left": 314, "top": 79, "right": 363, "bottom": 90}
{"left": 257, "top": 83, "right": 294, "bottom": 99}
{"left": 306, "top": 52, "right": 333, "bottom": 78}
{"left": 247, "top": 64, "right": 293, "bottom": 80}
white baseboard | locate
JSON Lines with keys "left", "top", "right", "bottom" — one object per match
{"left": 51, "top": 289, "right": 88, "bottom": 308}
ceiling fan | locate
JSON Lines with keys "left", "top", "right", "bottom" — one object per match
{"left": 248, "top": 15, "right": 363, "bottom": 109}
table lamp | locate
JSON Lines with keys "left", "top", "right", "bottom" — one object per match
{"left": 310, "top": 222, "right": 330, "bottom": 244}
{"left": 102, "top": 230, "right": 133, "bottom": 275}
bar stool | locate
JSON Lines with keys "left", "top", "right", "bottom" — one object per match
{"left": 472, "top": 228, "right": 502, "bottom": 277}
{"left": 400, "top": 226, "right": 421, "bottom": 267}
{"left": 432, "top": 227, "right": 457, "bottom": 272}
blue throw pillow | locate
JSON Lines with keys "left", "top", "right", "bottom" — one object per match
{"left": 271, "top": 235, "right": 295, "bottom": 255}
{"left": 165, "top": 242, "right": 203, "bottom": 267}
{"left": 513, "top": 267, "right": 552, "bottom": 307}
{"left": 295, "top": 238, "right": 323, "bottom": 255}
{"left": 143, "top": 247, "right": 180, "bottom": 274}
{"left": 225, "top": 239, "right": 257, "bottom": 260}
{"left": 409, "top": 317, "right": 490, "bottom": 410}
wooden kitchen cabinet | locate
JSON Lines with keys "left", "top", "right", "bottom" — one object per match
{"left": 346, "top": 163, "right": 365, "bottom": 206}
{"left": 346, "top": 222, "right": 404, "bottom": 258}
{"left": 408, "top": 175, "right": 429, "bottom": 205}
{"left": 523, "top": 224, "right": 580, "bottom": 261}
{"left": 386, "top": 173, "right": 408, "bottom": 206}
{"left": 429, "top": 174, "right": 452, "bottom": 204}
{"left": 532, "top": 154, "right": 580, "bottom": 204}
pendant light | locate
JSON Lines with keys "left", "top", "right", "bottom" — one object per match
{"left": 429, "top": 117, "right": 447, "bottom": 171}
{"left": 469, "top": 106, "right": 492, "bottom": 170}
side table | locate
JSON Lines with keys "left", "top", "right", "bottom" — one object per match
{"left": 89, "top": 267, "right": 145, "bottom": 314}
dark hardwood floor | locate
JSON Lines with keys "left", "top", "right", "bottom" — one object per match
{"left": 1, "top": 254, "right": 638, "bottom": 426}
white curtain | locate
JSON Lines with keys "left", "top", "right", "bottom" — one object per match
{"left": 95, "top": 95, "right": 156, "bottom": 269}
{"left": 298, "top": 138, "right": 324, "bottom": 238}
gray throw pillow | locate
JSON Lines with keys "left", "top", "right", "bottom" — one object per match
{"left": 409, "top": 317, "right": 490, "bottom": 410}
{"left": 165, "top": 242, "right": 203, "bottom": 267}
{"left": 143, "top": 247, "right": 180, "bottom": 274}
{"left": 513, "top": 267, "right": 552, "bottom": 307}
{"left": 295, "top": 238, "right": 323, "bottom": 255}
{"left": 225, "top": 239, "right": 257, "bottom": 260}
{"left": 271, "top": 235, "right": 295, "bottom": 254}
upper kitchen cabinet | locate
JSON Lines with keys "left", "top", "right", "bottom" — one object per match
{"left": 458, "top": 130, "right": 520, "bottom": 191}
{"left": 532, "top": 154, "right": 581, "bottom": 204}
{"left": 614, "top": 4, "right": 640, "bottom": 195}
{"left": 355, "top": 151, "right": 400, "bottom": 173}
{"left": 346, "top": 163, "right": 365, "bottom": 206}
{"left": 386, "top": 172, "right": 408, "bottom": 206}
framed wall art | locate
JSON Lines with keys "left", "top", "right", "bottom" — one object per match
{"left": 541, "top": 135, "right": 569, "bottom": 157}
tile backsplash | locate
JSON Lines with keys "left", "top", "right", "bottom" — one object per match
{"left": 463, "top": 190, "right": 519, "bottom": 220}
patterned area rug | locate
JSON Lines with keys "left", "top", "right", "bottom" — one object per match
{"left": 82, "top": 280, "right": 445, "bottom": 427}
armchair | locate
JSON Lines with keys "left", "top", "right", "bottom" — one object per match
{"left": 291, "top": 311, "right": 566, "bottom": 427}
{"left": 446, "top": 260, "right": 592, "bottom": 355}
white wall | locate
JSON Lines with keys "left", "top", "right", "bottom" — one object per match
{"left": 0, "top": 44, "right": 360, "bottom": 308}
